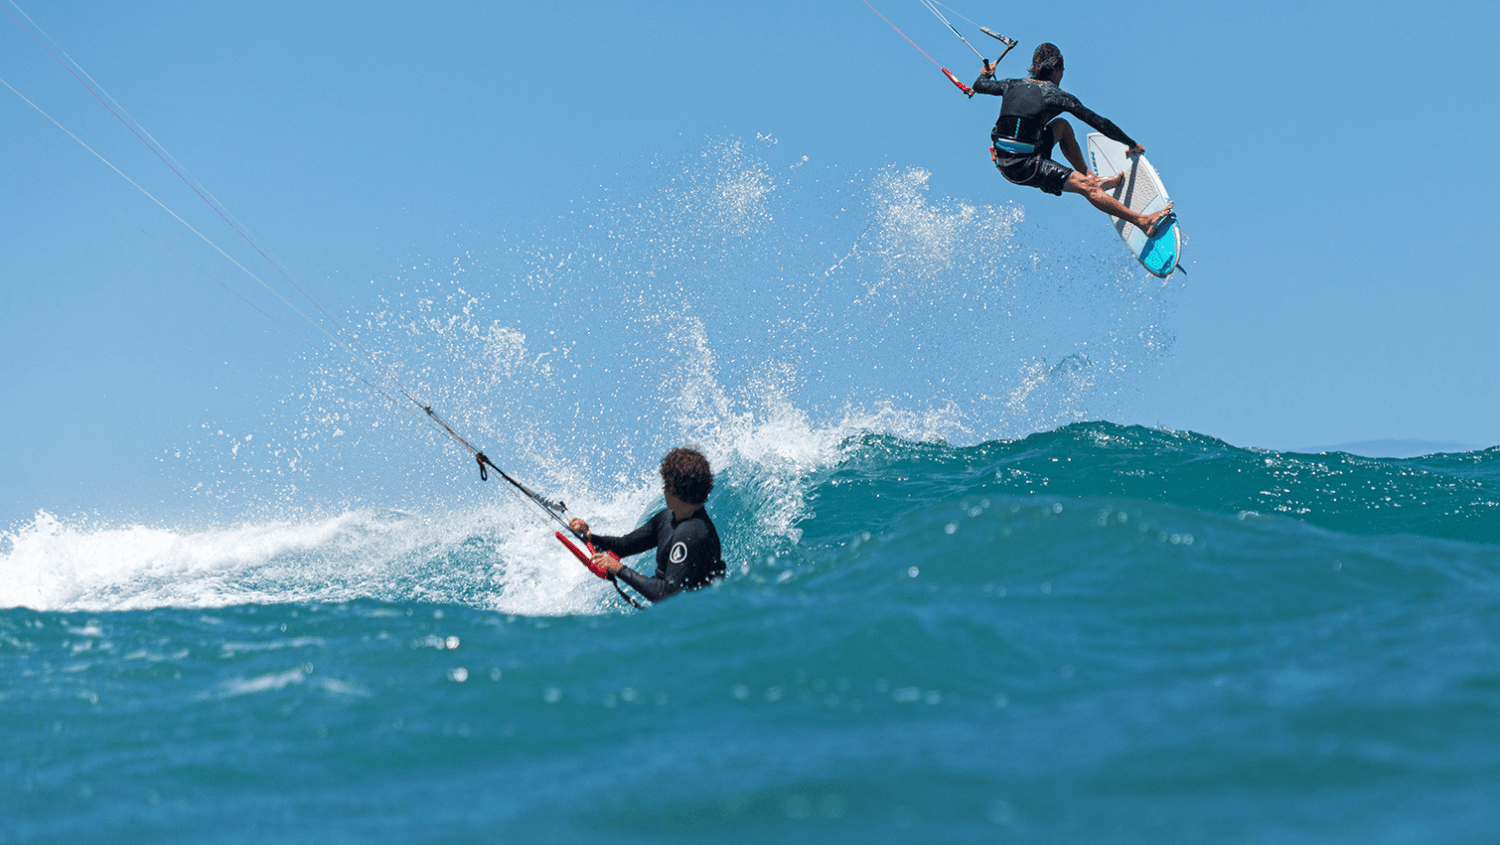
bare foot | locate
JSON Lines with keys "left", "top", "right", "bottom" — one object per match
{"left": 1140, "top": 202, "right": 1174, "bottom": 237}
{"left": 1099, "top": 171, "right": 1125, "bottom": 192}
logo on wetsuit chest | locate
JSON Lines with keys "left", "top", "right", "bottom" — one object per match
{"left": 669, "top": 542, "right": 688, "bottom": 564}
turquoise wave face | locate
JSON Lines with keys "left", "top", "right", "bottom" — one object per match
{"left": 5, "top": 422, "right": 1499, "bottom": 842}
{"left": 774, "top": 422, "right": 1500, "bottom": 549}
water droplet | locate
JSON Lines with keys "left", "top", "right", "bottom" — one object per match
{"left": 944, "top": 522, "right": 958, "bottom": 534}
{"left": 448, "top": 667, "right": 468, "bottom": 683}
{"left": 907, "top": 566, "right": 920, "bottom": 578}
{"left": 445, "top": 636, "right": 460, "bottom": 650}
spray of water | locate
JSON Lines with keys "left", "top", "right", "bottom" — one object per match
{"left": 4, "top": 137, "right": 1181, "bottom": 613}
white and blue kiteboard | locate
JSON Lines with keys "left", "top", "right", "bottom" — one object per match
{"left": 1086, "top": 133, "right": 1180, "bottom": 278}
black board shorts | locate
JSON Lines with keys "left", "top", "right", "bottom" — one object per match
{"left": 993, "top": 151, "right": 1071, "bottom": 197}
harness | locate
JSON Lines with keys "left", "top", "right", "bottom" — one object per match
{"left": 991, "top": 114, "right": 1044, "bottom": 155}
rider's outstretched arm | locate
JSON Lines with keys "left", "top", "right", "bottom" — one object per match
{"left": 1062, "top": 94, "right": 1137, "bottom": 149}
{"left": 590, "top": 520, "right": 657, "bottom": 559}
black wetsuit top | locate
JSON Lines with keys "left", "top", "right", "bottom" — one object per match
{"left": 971, "top": 76, "right": 1136, "bottom": 153}
{"left": 591, "top": 508, "right": 724, "bottom": 602}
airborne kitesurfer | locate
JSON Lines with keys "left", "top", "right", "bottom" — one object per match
{"left": 975, "top": 43, "right": 1173, "bottom": 236}
{"left": 568, "top": 447, "right": 724, "bottom": 602}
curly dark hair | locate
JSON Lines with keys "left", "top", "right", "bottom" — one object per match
{"left": 660, "top": 447, "right": 714, "bottom": 505}
{"left": 1029, "top": 42, "right": 1064, "bottom": 79}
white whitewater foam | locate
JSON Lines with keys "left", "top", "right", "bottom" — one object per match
{"left": 0, "top": 504, "right": 639, "bottom": 615}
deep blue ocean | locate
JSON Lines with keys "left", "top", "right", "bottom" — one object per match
{"left": 5, "top": 423, "right": 1500, "bottom": 843}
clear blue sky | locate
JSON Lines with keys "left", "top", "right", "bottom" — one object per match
{"left": 3, "top": 0, "right": 1498, "bottom": 528}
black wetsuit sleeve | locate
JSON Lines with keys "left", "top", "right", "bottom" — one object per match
{"left": 972, "top": 75, "right": 1010, "bottom": 97}
{"left": 613, "top": 564, "right": 676, "bottom": 603}
{"left": 613, "top": 522, "right": 718, "bottom": 603}
{"left": 1061, "top": 92, "right": 1136, "bottom": 148}
{"left": 588, "top": 515, "right": 658, "bottom": 559}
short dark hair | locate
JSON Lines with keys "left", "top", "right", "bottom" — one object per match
{"left": 661, "top": 447, "right": 714, "bottom": 505}
{"left": 1030, "top": 43, "right": 1064, "bottom": 79}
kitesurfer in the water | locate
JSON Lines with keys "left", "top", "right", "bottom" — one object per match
{"left": 974, "top": 42, "right": 1173, "bottom": 236}
{"left": 568, "top": 447, "right": 724, "bottom": 602}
